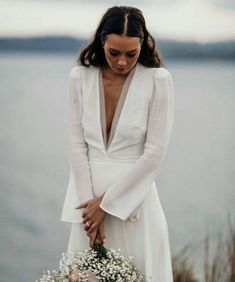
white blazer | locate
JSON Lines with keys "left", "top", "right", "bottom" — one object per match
{"left": 61, "top": 62, "right": 175, "bottom": 223}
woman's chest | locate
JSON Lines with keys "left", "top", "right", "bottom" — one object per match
{"left": 103, "top": 78, "right": 126, "bottom": 132}
{"left": 80, "top": 66, "right": 155, "bottom": 150}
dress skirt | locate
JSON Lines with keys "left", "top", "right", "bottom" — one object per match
{"left": 66, "top": 160, "right": 174, "bottom": 282}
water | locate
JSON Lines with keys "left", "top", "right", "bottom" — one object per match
{"left": 0, "top": 53, "right": 234, "bottom": 281}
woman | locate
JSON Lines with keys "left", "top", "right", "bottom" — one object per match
{"left": 61, "top": 5, "right": 175, "bottom": 282}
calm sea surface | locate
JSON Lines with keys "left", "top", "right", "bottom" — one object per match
{"left": 0, "top": 53, "right": 234, "bottom": 281}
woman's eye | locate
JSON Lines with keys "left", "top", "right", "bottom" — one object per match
{"left": 109, "top": 51, "right": 136, "bottom": 57}
{"left": 110, "top": 51, "right": 118, "bottom": 56}
{"left": 127, "top": 53, "right": 136, "bottom": 57}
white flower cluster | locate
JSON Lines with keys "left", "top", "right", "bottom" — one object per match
{"left": 36, "top": 246, "right": 146, "bottom": 282}
{"left": 35, "top": 270, "right": 66, "bottom": 282}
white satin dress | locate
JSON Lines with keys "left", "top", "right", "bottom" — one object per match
{"left": 60, "top": 62, "right": 175, "bottom": 281}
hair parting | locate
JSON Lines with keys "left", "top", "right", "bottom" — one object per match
{"left": 77, "top": 5, "right": 164, "bottom": 68}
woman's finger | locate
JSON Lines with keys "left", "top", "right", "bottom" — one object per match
{"left": 94, "top": 232, "right": 102, "bottom": 244}
{"left": 89, "top": 230, "right": 98, "bottom": 247}
{"left": 82, "top": 215, "right": 90, "bottom": 223}
{"left": 75, "top": 202, "right": 88, "bottom": 209}
{"left": 98, "top": 223, "right": 106, "bottom": 242}
{"left": 87, "top": 222, "right": 98, "bottom": 236}
{"left": 84, "top": 221, "right": 92, "bottom": 231}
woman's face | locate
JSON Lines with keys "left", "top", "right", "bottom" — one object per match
{"left": 102, "top": 33, "right": 142, "bottom": 75}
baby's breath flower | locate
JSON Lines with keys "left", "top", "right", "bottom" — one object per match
{"left": 36, "top": 244, "right": 146, "bottom": 282}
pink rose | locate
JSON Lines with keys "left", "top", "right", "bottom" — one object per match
{"left": 69, "top": 271, "right": 99, "bottom": 282}
{"left": 70, "top": 271, "right": 79, "bottom": 282}
{"left": 84, "top": 271, "right": 99, "bottom": 282}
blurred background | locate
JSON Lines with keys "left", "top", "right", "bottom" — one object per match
{"left": 0, "top": 0, "right": 234, "bottom": 281}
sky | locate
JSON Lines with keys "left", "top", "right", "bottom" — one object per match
{"left": 1, "top": 0, "right": 235, "bottom": 43}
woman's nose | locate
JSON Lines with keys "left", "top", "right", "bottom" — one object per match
{"left": 117, "top": 56, "right": 127, "bottom": 66}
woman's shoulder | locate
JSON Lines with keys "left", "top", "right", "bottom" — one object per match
{"left": 69, "top": 64, "right": 97, "bottom": 80}
{"left": 69, "top": 65, "right": 89, "bottom": 79}
{"left": 153, "top": 67, "right": 171, "bottom": 79}
{"left": 139, "top": 63, "right": 171, "bottom": 80}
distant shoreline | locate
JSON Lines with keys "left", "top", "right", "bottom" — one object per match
{"left": 0, "top": 36, "right": 235, "bottom": 60}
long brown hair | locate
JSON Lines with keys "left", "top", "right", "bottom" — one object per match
{"left": 77, "top": 5, "right": 164, "bottom": 68}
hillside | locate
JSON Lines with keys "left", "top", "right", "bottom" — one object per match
{"left": 0, "top": 36, "right": 235, "bottom": 59}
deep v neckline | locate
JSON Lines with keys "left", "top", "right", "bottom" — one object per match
{"left": 98, "top": 63, "right": 138, "bottom": 152}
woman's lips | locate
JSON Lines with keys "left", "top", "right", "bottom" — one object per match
{"left": 115, "top": 66, "right": 127, "bottom": 71}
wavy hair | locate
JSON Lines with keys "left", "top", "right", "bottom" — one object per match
{"left": 77, "top": 5, "right": 164, "bottom": 68}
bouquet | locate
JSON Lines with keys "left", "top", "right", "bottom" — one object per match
{"left": 36, "top": 243, "right": 145, "bottom": 282}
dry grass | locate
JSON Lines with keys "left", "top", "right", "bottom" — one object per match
{"left": 172, "top": 243, "right": 199, "bottom": 282}
{"left": 172, "top": 213, "right": 235, "bottom": 282}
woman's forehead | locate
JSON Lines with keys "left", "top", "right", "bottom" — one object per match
{"left": 105, "top": 34, "right": 141, "bottom": 50}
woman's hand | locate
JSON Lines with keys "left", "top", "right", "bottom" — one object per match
{"left": 76, "top": 196, "right": 106, "bottom": 235}
{"left": 88, "top": 221, "right": 106, "bottom": 247}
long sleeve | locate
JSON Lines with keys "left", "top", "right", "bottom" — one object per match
{"left": 99, "top": 68, "right": 175, "bottom": 221}
{"left": 61, "top": 67, "right": 94, "bottom": 223}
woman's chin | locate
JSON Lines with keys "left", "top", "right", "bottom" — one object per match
{"left": 113, "top": 66, "right": 131, "bottom": 75}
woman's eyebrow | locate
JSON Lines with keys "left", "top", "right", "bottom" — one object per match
{"left": 109, "top": 47, "right": 138, "bottom": 52}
